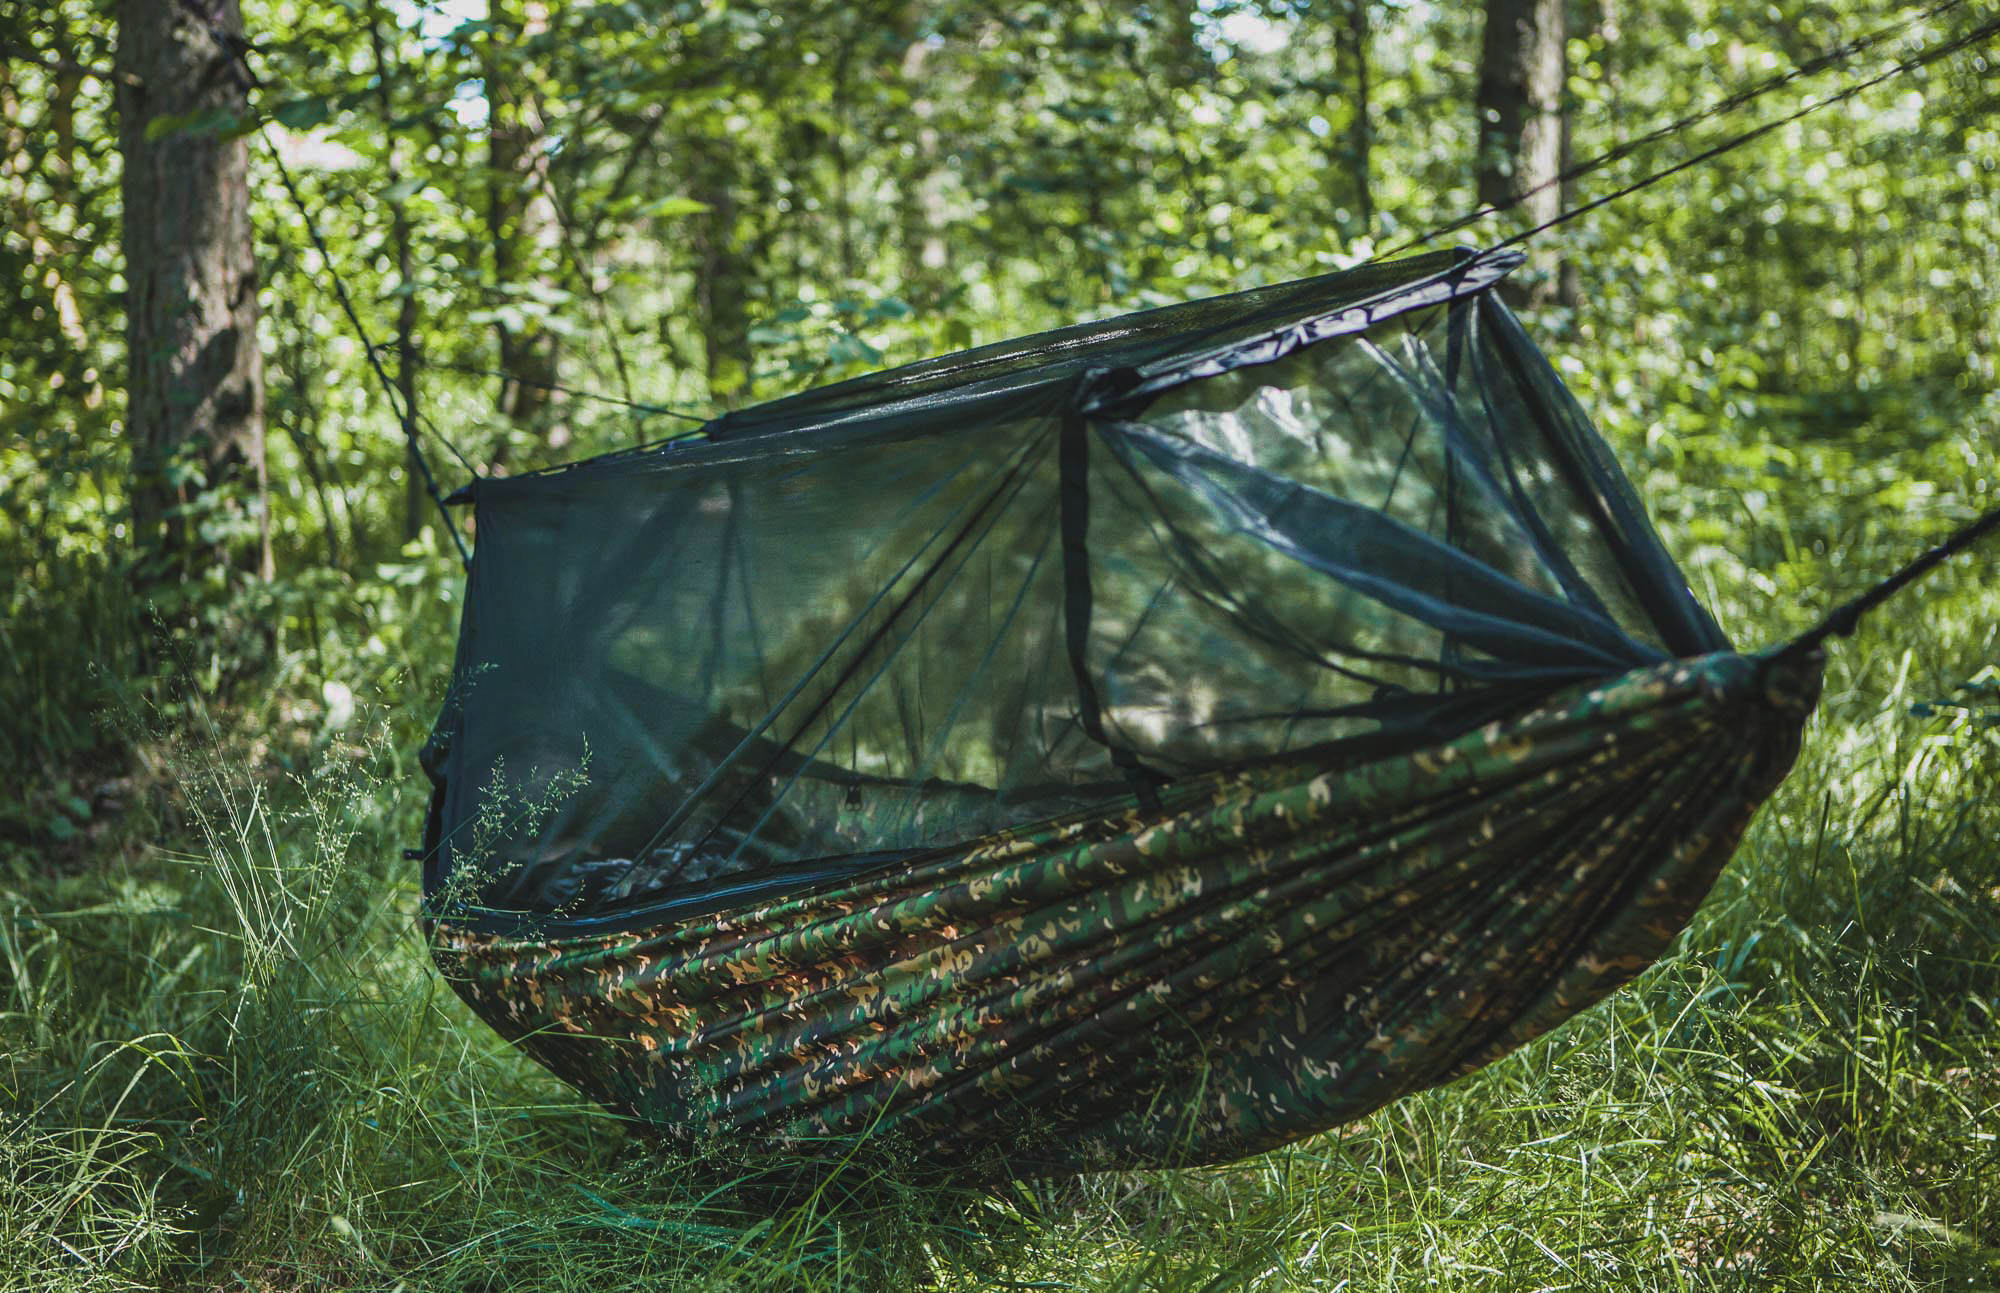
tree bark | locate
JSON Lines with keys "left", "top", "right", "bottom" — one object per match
{"left": 367, "top": 1, "right": 427, "bottom": 540}
{"left": 1337, "top": 0, "right": 1373, "bottom": 243}
{"left": 691, "top": 144, "right": 752, "bottom": 404}
{"left": 893, "top": 12, "right": 951, "bottom": 310}
{"left": 1557, "top": 102, "right": 1581, "bottom": 307}
{"left": 1560, "top": 0, "right": 1622, "bottom": 307}
{"left": 1474, "top": 0, "right": 1566, "bottom": 303}
{"left": 485, "top": 0, "right": 560, "bottom": 436}
{"left": 115, "top": 0, "right": 270, "bottom": 591}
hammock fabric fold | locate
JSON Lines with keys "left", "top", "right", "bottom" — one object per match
{"left": 436, "top": 650, "right": 1817, "bottom": 1179}
{"left": 419, "top": 246, "right": 1843, "bottom": 1180}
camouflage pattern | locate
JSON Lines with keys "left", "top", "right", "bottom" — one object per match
{"left": 432, "top": 649, "right": 1821, "bottom": 1181}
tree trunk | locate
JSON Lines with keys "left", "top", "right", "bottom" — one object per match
{"left": 1560, "top": 0, "right": 1622, "bottom": 307}
{"left": 1474, "top": 0, "right": 1566, "bottom": 303}
{"left": 368, "top": 1, "right": 427, "bottom": 540}
{"left": 895, "top": 31, "right": 950, "bottom": 309}
{"left": 485, "top": 0, "right": 560, "bottom": 436}
{"left": 1337, "top": 0, "right": 1373, "bottom": 243}
{"left": 115, "top": 0, "right": 270, "bottom": 592}
{"left": 692, "top": 144, "right": 752, "bottom": 404}
{"left": 1597, "top": 0, "right": 1622, "bottom": 142}
{"left": 1557, "top": 105, "right": 1581, "bottom": 307}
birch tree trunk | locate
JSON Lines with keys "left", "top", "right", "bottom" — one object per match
{"left": 115, "top": 0, "right": 270, "bottom": 591}
{"left": 1474, "top": 0, "right": 1566, "bottom": 303}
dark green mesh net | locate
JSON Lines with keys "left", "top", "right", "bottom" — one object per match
{"left": 421, "top": 246, "right": 1729, "bottom": 934}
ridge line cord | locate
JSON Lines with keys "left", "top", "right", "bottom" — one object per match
{"left": 1784, "top": 503, "right": 2000, "bottom": 656}
{"left": 377, "top": 345, "right": 710, "bottom": 424}
{"left": 222, "top": 1, "right": 1987, "bottom": 434}
{"left": 1390, "top": 0, "right": 1969, "bottom": 256}
{"left": 1495, "top": 11, "right": 2000, "bottom": 250}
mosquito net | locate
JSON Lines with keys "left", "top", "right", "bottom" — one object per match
{"left": 419, "top": 247, "right": 1729, "bottom": 932}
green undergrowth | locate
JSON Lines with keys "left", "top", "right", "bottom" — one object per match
{"left": 4, "top": 595, "right": 1998, "bottom": 1292}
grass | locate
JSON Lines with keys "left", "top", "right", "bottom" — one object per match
{"left": 3, "top": 574, "right": 1998, "bottom": 1291}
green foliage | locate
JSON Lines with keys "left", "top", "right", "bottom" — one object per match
{"left": 2, "top": 0, "right": 1998, "bottom": 1285}
{"left": 3, "top": 599, "right": 1996, "bottom": 1289}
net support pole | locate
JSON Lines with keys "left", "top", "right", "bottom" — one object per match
{"left": 1060, "top": 405, "right": 1164, "bottom": 809}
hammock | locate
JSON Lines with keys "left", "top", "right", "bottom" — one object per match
{"left": 417, "top": 246, "right": 1985, "bottom": 1181}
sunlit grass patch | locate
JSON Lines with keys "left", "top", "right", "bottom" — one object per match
{"left": 3, "top": 577, "right": 1996, "bottom": 1290}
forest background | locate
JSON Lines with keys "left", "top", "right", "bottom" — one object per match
{"left": 2, "top": 0, "right": 1998, "bottom": 1288}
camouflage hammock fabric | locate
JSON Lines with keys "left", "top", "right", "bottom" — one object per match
{"left": 435, "top": 648, "right": 1820, "bottom": 1181}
